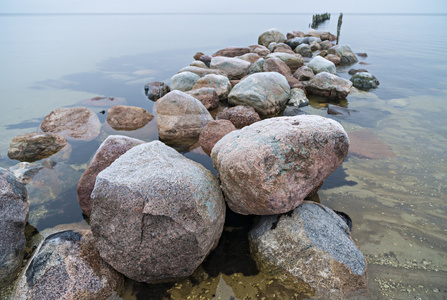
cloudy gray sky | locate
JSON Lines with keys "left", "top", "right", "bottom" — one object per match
{"left": 1, "top": 0, "right": 446, "bottom": 14}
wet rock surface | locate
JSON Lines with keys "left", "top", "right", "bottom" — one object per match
{"left": 90, "top": 141, "right": 226, "bottom": 283}
{"left": 39, "top": 107, "right": 101, "bottom": 142}
{"left": 211, "top": 115, "right": 349, "bottom": 215}
{"left": 13, "top": 229, "right": 125, "bottom": 299}
{"left": 77, "top": 135, "right": 145, "bottom": 216}
{"left": 106, "top": 105, "right": 154, "bottom": 131}
{"left": 0, "top": 168, "right": 29, "bottom": 287}
{"left": 8, "top": 132, "right": 67, "bottom": 162}
{"left": 249, "top": 201, "right": 368, "bottom": 298}
{"left": 350, "top": 72, "right": 380, "bottom": 90}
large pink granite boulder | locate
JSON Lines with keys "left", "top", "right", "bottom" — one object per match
{"left": 211, "top": 115, "right": 349, "bottom": 215}
{"left": 77, "top": 135, "right": 144, "bottom": 216}
{"left": 90, "top": 141, "right": 226, "bottom": 283}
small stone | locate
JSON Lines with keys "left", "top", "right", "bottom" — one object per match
{"left": 8, "top": 132, "right": 67, "bottom": 162}
{"left": 144, "top": 81, "right": 171, "bottom": 101}
{"left": 194, "top": 52, "right": 205, "bottom": 60}
{"left": 107, "top": 105, "right": 154, "bottom": 131}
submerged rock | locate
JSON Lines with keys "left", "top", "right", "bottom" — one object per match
{"left": 350, "top": 72, "right": 380, "bottom": 90}
{"left": 90, "top": 141, "right": 226, "bottom": 283}
{"left": 211, "top": 115, "right": 349, "bottom": 215}
{"left": 199, "top": 120, "right": 237, "bottom": 155}
{"left": 306, "top": 72, "right": 352, "bottom": 100}
{"left": 249, "top": 201, "right": 368, "bottom": 298}
{"left": 216, "top": 105, "right": 261, "bottom": 129}
{"left": 13, "top": 230, "right": 125, "bottom": 299}
{"left": 144, "top": 81, "right": 170, "bottom": 101}
{"left": 0, "top": 168, "right": 29, "bottom": 287}
{"left": 8, "top": 132, "right": 67, "bottom": 162}
{"left": 106, "top": 105, "right": 154, "bottom": 131}
{"left": 170, "top": 71, "right": 200, "bottom": 92}
{"left": 77, "top": 135, "right": 144, "bottom": 217}
{"left": 327, "top": 104, "right": 351, "bottom": 116}
{"left": 79, "top": 96, "right": 126, "bottom": 107}
{"left": 39, "top": 107, "right": 101, "bottom": 142}
{"left": 258, "top": 28, "right": 286, "bottom": 47}
{"left": 228, "top": 72, "right": 291, "bottom": 117}
{"left": 155, "top": 90, "right": 213, "bottom": 141}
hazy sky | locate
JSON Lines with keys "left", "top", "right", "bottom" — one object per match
{"left": 1, "top": 0, "right": 446, "bottom": 14}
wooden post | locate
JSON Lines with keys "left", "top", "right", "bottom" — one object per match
{"left": 337, "top": 13, "right": 343, "bottom": 45}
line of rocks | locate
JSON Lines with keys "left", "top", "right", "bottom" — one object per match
{"left": 1, "top": 27, "right": 370, "bottom": 299}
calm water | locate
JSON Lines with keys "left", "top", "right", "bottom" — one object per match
{"left": 1, "top": 13, "right": 447, "bottom": 299}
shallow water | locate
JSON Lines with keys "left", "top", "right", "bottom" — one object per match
{"left": 1, "top": 13, "right": 447, "bottom": 299}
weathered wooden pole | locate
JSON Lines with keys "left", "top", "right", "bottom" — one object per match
{"left": 337, "top": 13, "right": 343, "bottom": 45}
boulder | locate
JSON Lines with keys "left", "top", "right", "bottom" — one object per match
{"left": 307, "top": 56, "right": 336, "bottom": 75}
{"left": 210, "top": 56, "right": 251, "bottom": 80}
{"left": 170, "top": 71, "right": 200, "bottom": 92}
{"left": 263, "top": 57, "right": 292, "bottom": 77}
{"left": 271, "top": 43, "right": 294, "bottom": 54}
{"left": 350, "top": 72, "right": 380, "bottom": 90}
{"left": 288, "top": 37, "right": 321, "bottom": 49}
{"left": 199, "top": 120, "right": 237, "bottom": 155}
{"left": 199, "top": 55, "right": 212, "bottom": 67}
{"left": 8, "top": 132, "right": 67, "bottom": 162}
{"left": 325, "top": 54, "right": 342, "bottom": 65}
{"left": 106, "top": 105, "right": 154, "bottom": 131}
{"left": 192, "top": 74, "right": 232, "bottom": 100}
{"left": 13, "top": 230, "right": 124, "bottom": 299}
{"left": 77, "top": 135, "right": 144, "bottom": 217}
{"left": 155, "top": 91, "right": 213, "bottom": 141}
{"left": 320, "top": 31, "right": 337, "bottom": 41}
{"left": 310, "top": 41, "right": 321, "bottom": 51}
{"left": 294, "top": 44, "right": 313, "bottom": 58}
{"left": 249, "top": 201, "right": 367, "bottom": 298}
{"left": 193, "top": 52, "right": 205, "bottom": 60}
{"left": 8, "top": 160, "right": 54, "bottom": 184}
{"left": 178, "top": 66, "right": 224, "bottom": 77}
{"left": 236, "top": 53, "right": 261, "bottom": 64}
{"left": 348, "top": 68, "right": 368, "bottom": 75}
{"left": 319, "top": 40, "right": 334, "bottom": 50}
{"left": 283, "top": 106, "right": 303, "bottom": 116}
{"left": 211, "top": 115, "right": 349, "bottom": 215}
{"left": 0, "top": 168, "right": 29, "bottom": 287}
{"left": 265, "top": 52, "right": 304, "bottom": 73}
{"left": 328, "top": 45, "right": 358, "bottom": 64}
{"left": 185, "top": 87, "right": 220, "bottom": 110}
{"left": 306, "top": 72, "right": 352, "bottom": 100}
{"left": 144, "top": 82, "right": 170, "bottom": 101}
{"left": 286, "top": 31, "right": 305, "bottom": 39}
{"left": 40, "top": 107, "right": 101, "bottom": 142}
{"left": 90, "top": 141, "right": 226, "bottom": 283}
{"left": 248, "top": 44, "right": 271, "bottom": 57}
{"left": 287, "top": 88, "right": 309, "bottom": 107}
{"left": 216, "top": 105, "right": 261, "bottom": 129}
{"left": 228, "top": 72, "right": 290, "bottom": 117}
{"left": 258, "top": 28, "right": 286, "bottom": 47}
{"left": 327, "top": 104, "right": 351, "bottom": 116}
{"left": 287, "top": 76, "right": 305, "bottom": 90}
{"left": 212, "top": 47, "right": 250, "bottom": 57}
{"left": 293, "top": 66, "right": 315, "bottom": 81}
{"left": 247, "top": 58, "right": 264, "bottom": 74}
{"left": 190, "top": 60, "right": 208, "bottom": 68}
{"left": 267, "top": 42, "right": 277, "bottom": 52}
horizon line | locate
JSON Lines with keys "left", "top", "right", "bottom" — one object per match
{"left": 1, "top": 12, "right": 446, "bottom": 16}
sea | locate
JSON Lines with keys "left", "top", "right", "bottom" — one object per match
{"left": 0, "top": 13, "right": 446, "bottom": 299}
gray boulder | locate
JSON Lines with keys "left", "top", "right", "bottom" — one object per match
{"left": 306, "top": 72, "right": 352, "bottom": 100}
{"left": 288, "top": 36, "right": 321, "bottom": 49}
{"left": 178, "top": 66, "right": 225, "bottom": 77}
{"left": 287, "top": 88, "right": 309, "bottom": 107}
{"left": 307, "top": 56, "right": 336, "bottom": 75}
{"left": 294, "top": 44, "right": 312, "bottom": 58}
{"left": 77, "top": 135, "right": 145, "bottom": 217}
{"left": 8, "top": 132, "right": 67, "bottom": 162}
{"left": 192, "top": 74, "right": 232, "bottom": 100}
{"left": 265, "top": 52, "right": 304, "bottom": 73}
{"left": 350, "top": 72, "right": 380, "bottom": 90}
{"left": 292, "top": 66, "right": 315, "bottom": 81}
{"left": 0, "top": 168, "right": 29, "bottom": 287}
{"left": 90, "top": 141, "right": 226, "bottom": 283}
{"left": 155, "top": 91, "right": 213, "bottom": 141}
{"left": 211, "top": 115, "right": 349, "bottom": 215}
{"left": 328, "top": 44, "right": 358, "bottom": 64}
{"left": 13, "top": 230, "right": 125, "bottom": 299}
{"left": 228, "top": 72, "right": 290, "bottom": 117}
{"left": 40, "top": 107, "right": 101, "bottom": 142}
{"left": 248, "top": 44, "right": 270, "bottom": 57}
{"left": 249, "top": 201, "right": 367, "bottom": 298}
{"left": 210, "top": 56, "right": 251, "bottom": 80}
{"left": 247, "top": 58, "right": 265, "bottom": 74}
{"left": 258, "top": 28, "right": 286, "bottom": 47}
{"left": 170, "top": 71, "right": 200, "bottom": 92}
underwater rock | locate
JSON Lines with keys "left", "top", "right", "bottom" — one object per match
{"left": 8, "top": 132, "right": 67, "bottom": 163}
{"left": 249, "top": 201, "right": 368, "bottom": 298}
{"left": 348, "top": 130, "right": 395, "bottom": 159}
{"left": 79, "top": 96, "right": 126, "bottom": 107}
{"left": 90, "top": 141, "right": 226, "bottom": 283}
{"left": 39, "top": 107, "right": 101, "bottom": 142}
{"left": 211, "top": 115, "right": 349, "bottom": 215}
{"left": 327, "top": 104, "right": 351, "bottom": 116}
{"left": 0, "top": 168, "right": 29, "bottom": 287}
{"left": 13, "top": 229, "right": 124, "bottom": 299}
{"left": 77, "top": 135, "right": 144, "bottom": 217}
